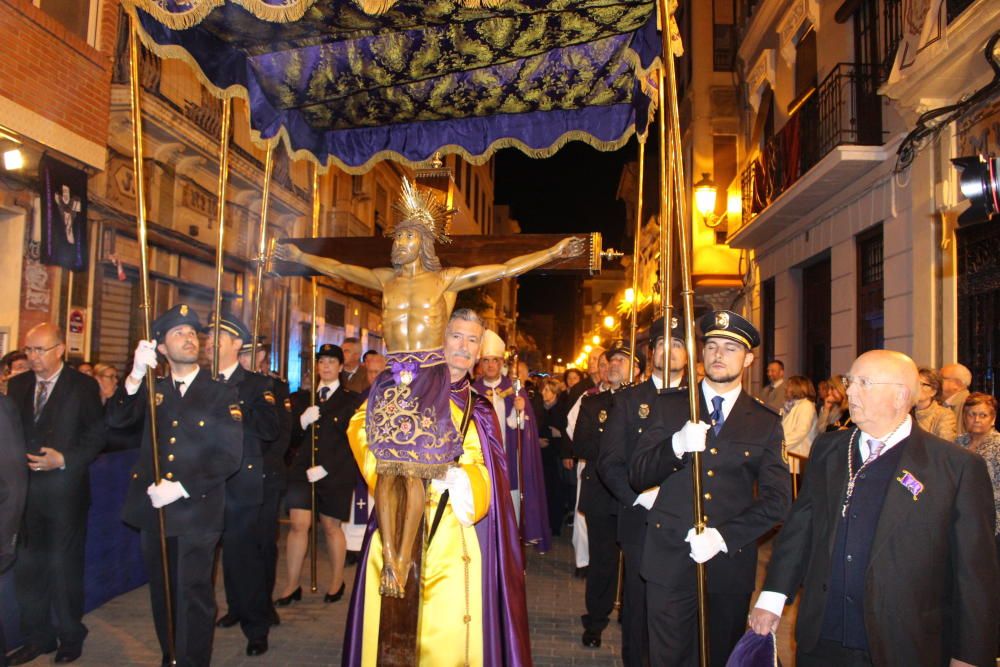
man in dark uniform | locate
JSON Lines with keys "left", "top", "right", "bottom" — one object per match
{"left": 204, "top": 313, "right": 281, "bottom": 656}
{"left": 572, "top": 343, "right": 641, "bottom": 649}
{"left": 6, "top": 323, "right": 104, "bottom": 665}
{"left": 239, "top": 341, "right": 292, "bottom": 618}
{"left": 630, "top": 310, "right": 790, "bottom": 667}
{"left": 597, "top": 315, "right": 688, "bottom": 667}
{"left": 106, "top": 304, "right": 242, "bottom": 667}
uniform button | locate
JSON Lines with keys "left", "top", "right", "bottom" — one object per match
{"left": 334, "top": 417, "right": 339, "bottom": 423}
{"left": 171, "top": 420, "right": 178, "bottom": 427}
{"left": 314, "top": 447, "right": 319, "bottom": 452}
{"left": 744, "top": 450, "right": 750, "bottom": 457}
{"left": 704, "top": 493, "right": 712, "bottom": 501}
{"left": 167, "top": 454, "right": 175, "bottom": 462}
{"left": 859, "top": 473, "right": 866, "bottom": 480}
{"left": 655, "top": 522, "right": 661, "bottom": 529}
{"left": 247, "top": 464, "right": 254, "bottom": 470}
{"left": 703, "top": 515, "right": 709, "bottom": 522}
{"left": 198, "top": 420, "right": 205, "bottom": 427}
{"left": 132, "top": 472, "right": 139, "bottom": 479}
{"left": 169, "top": 437, "right": 176, "bottom": 444}
{"left": 846, "top": 595, "right": 854, "bottom": 603}
{"left": 709, "top": 448, "right": 718, "bottom": 455}
{"left": 638, "top": 428, "right": 643, "bottom": 433}
{"left": 846, "top": 554, "right": 853, "bottom": 562}
{"left": 707, "top": 470, "right": 715, "bottom": 477}
{"left": 165, "top": 472, "right": 173, "bottom": 480}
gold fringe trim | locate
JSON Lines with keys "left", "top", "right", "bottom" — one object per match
{"left": 122, "top": 0, "right": 320, "bottom": 30}
{"left": 124, "top": 4, "right": 672, "bottom": 174}
{"left": 375, "top": 460, "right": 452, "bottom": 480}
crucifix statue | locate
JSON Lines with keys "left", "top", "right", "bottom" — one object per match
{"left": 276, "top": 178, "right": 585, "bottom": 599}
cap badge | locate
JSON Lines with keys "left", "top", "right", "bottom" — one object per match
{"left": 638, "top": 403, "right": 650, "bottom": 419}
{"left": 155, "top": 392, "right": 164, "bottom": 406}
{"left": 671, "top": 316, "right": 678, "bottom": 329}
{"left": 263, "top": 391, "right": 276, "bottom": 405}
{"left": 598, "top": 409, "right": 608, "bottom": 424}
{"left": 715, "top": 312, "right": 729, "bottom": 329}
{"left": 180, "top": 305, "right": 189, "bottom": 316}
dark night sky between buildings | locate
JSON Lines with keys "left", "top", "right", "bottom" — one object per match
{"left": 494, "top": 138, "right": 637, "bottom": 360}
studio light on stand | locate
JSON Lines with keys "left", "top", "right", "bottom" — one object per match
{"left": 952, "top": 154, "right": 1000, "bottom": 226}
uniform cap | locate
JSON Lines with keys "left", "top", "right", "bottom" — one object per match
{"left": 152, "top": 304, "right": 202, "bottom": 341}
{"left": 698, "top": 310, "right": 760, "bottom": 349}
{"left": 204, "top": 311, "right": 251, "bottom": 342}
{"left": 316, "top": 343, "right": 344, "bottom": 363}
{"left": 647, "top": 315, "right": 684, "bottom": 347}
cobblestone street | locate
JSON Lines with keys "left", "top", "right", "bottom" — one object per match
{"left": 58, "top": 528, "right": 795, "bottom": 666}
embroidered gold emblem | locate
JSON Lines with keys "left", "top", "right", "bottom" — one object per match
{"left": 263, "top": 391, "right": 276, "bottom": 405}
{"left": 598, "top": 409, "right": 608, "bottom": 423}
{"left": 180, "top": 305, "right": 189, "bottom": 316}
{"left": 155, "top": 392, "right": 164, "bottom": 406}
{"left": 638, "top": 403, "right": 650, "bottom": 419}
{"left": 283, "top": 397, "right": 292, "bottom": 412}
{"left": 715, "top": 311, "right": 729, "bottom": 329}
{"left": 229, "top": 404, "right": 243, "bottom": 421}
{"left": 780, "top": 439, "right": 788, "bottom": 464}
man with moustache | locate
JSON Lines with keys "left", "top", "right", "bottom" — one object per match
{"left": 343, "top": 308, "right": 532, "bottom": 666}
{"left": 5, "top": 324, "right": 103, "bottom": 665}
{"left": 340, "top": 337, "right": 369, "bottom": 394}
{"left": 630, "top": 310, "right": 789, "bottom": 667}
{"left": 106, "top": 305, "right": 242, "bottom": 667}
{"left": 204, "top": 313, "right": 281, "bottom": 656}
{"left": 749, "top": 350, "right": 999, "bottom": 667}
{"left": 597, "top": 315, "right": 688, "bottom": 667}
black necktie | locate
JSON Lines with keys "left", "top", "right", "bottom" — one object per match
{"left": 710, "top": 395, "right": 725, "bottom": 435}
{"left": 319, "top": 386, "right": 330, "bottom": 402}
{"left": 175, "top": 380, "right": 186, "bottom": 396}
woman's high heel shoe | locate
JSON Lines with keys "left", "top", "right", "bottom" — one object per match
{"left": 324, "top": 583, "right": 346, "bottom": 603}
{"left": 274, "top": 587, "right": 302, "bottom": 607}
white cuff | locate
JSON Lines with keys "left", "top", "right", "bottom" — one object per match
{"left": 125, "top": 376, "right": 142, "bottom": 396}
{"left": 754, "top": 591, "right": 787, "bottom": 617}
{"left": 633, "top": 487, "right": 659, "bottom": 509}
{"left": 444, "top": 467, "right": 475, "bottom": 526}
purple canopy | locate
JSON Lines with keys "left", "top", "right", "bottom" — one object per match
{"left": 122, "top": 0, "right": 667, "bottom": 172}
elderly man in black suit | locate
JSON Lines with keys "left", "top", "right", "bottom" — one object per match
{"left": 630, "top": 310, "right": 790, "bottom": 667}
{"left": 0, "top": 394, "right": 27, "bottom": 667}
{"left": 749, "top": 349, "right": 1000, "bottom": 667}
{"left": 5, "top": 323, "right": 104, "bottom": 665}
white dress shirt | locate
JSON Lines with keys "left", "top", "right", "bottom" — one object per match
{"left": 701, "top": 381, "right": 742, "bottom": 423}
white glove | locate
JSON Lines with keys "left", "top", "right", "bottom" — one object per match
{"left": 147, "top": 480, "right": 189, "bottom": 508}
{"left": 633, "top": 487, "right": 659, "bottom": 510}
{"left": 672, "top": 421, "right": 711, "bottom": 459}
{"left": 306, "top": 465, "right": 328, "bottom": 483}
{"left": 129, "top": 339, "right": 158, "bottom": 382}
{"left": 300, "top": 405, "right": 321, "bottom": 429}
{"left": 430, "top": 466, "right": 475, "bottom": 527}
{"left": 685, "top": 527, "right": 727, "bottom": 563}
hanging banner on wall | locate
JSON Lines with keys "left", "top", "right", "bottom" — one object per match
{"left": 39, "top": 154, "right": 88, "bottom": 271}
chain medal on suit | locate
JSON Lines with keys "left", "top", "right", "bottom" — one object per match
{"left": 106, "top": 370, "right": 242, "bottom": 667}
{"left": 219, "top": 366, "right": 282, "bottom": 641}
{"left": 630, "top": 383, "right": 790, "bottom": 667}
{"left": 573, "top": 388, "right": 622, "bottom": 641}
{"left": 597, "top": 378, "right": 664, "bottom": 667}
{"left": 6, "top": 366, "right": 104, "bottom": 655}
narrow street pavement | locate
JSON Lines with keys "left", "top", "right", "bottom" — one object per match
{"left": 63, "top": 528, "right": 796, "bottom": 666}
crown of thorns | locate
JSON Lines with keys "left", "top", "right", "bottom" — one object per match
{"left": 387, "top": 177, "right": 453, "bottom": 244}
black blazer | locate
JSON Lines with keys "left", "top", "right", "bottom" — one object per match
{"left": 597, "top": 378, "right": 663, "bottom": 546}
{"left": 222, "top": 366, "right": 280, "bottom": 508}
{"left": 763, "top": 425, "right": 1000, "bottom": 667}
{"left": 7, "top": 366, "right": 105, "bottom": 508}
{"left": 630, "top": 384, "right": 789, "bottom": 593}
{"left": 573, "top": 389, "right": 618, "bottom": 517}
{"left": 0, "top": 394, "right": 27, "bottom": 572}
{"left": 106, "top": 370, "right": 242, "bottom": 536}
{"left": 264, "top": 376, "right": 293, "bottom": 491}
{"left": 290, "top": 385, "right": 364, "bottom": 492}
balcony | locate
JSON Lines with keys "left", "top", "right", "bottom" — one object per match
{"left": 730, "top": 63, "right": 888, "bottom": 249}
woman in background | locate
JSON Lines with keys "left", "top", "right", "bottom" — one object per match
{"left": 781, "top": 375, "right": 817, "bottom": 478}
{"left": 913, "top": 367, "right": 957, "bottom": 441}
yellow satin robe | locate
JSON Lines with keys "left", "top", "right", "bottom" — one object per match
{"left": 348, "top": 400, "right": 492, "bottom": 666}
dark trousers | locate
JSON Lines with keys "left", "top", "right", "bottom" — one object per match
{"left": 142, "top": 529, "right": 220, "bottom": 667}
{"left": 797, "top": 639, "right": 873, "bottom": 667}
{"left": 14, "top": 501, "right": 88, "bottom": 650}
{"left": 540, "top": 445, "right": 566, "bottom": 535}
{"left": 258, "top": 485, "right": 283, "bottom": 600}
{"left": 221, "top": 502, "right": 271, "bottom": 641}
{"left": 621, "top": 540, "right": 649, "bottom": 667}
{"left": 581, "top": 509, "right": 619, "bottom": 634}
{"left": 646, "top": 581, "right": 751, "bottom": 667}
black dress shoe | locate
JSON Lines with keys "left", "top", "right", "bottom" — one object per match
{"left": 246, "top": 638, "right": 268, "bottom": 656}
{"left": 7, "top": 643, "right": 57, "bottom": 666}
{"left": 216, "top": 612, "right": 240, "bottom": 628}
{"left": 581, "top": 630, "right": 602, "bottom": 648}
{"left": 274, "top": 586, "right": 302, "bottom": 606}
{"left": 574, "top": 566, "right": 589, "bottom": 579}
{"left": 269, "top": 608, "right": 281, "bottom": 626}
{"left": 54, "top": 647, "right": 82, "bottom": 663}
{"left": 324, "top": 582, "right": 346, "bottom": 603}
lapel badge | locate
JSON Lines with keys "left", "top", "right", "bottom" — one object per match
{"left": 229, "top": 404, "right": 243, "bottom": 422}
{"left": 263, "top": 391, "right": 276, "bottom": 405}
{"left": 780, "top": 439, "right": 788, "bottom": 464}
{"left": 715, "top": 311, "right": 729, "bottom": 329}
{"left": 283, "top": 397, "right": 292, "bottom": 412}
{"left": 598, "top": 409, "right": 608, "bottom": 424}
{"left": 180, "top": 304, "right": 189, "bottom": 316}
{"left": 896, "top": 469, "right": 924, "bottom": 501}
{"left": 155, "top": 392, "right": 164, "bottom": 406}
{"left": 638, "top": 403, "right": 650, "bottom": 419}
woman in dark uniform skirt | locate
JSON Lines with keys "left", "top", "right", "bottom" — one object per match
{"left": 276, "top": 344, "right": 364, "bottom": 604}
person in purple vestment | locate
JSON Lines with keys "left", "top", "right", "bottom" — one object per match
{"left": 472, "top": 330, "right": 551, "bottom": 552}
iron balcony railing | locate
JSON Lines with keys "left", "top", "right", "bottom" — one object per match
{"left": 740, "top": 62, "right": 884, "bottom": 224}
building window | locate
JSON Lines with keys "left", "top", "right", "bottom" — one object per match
{"left": 762, "top": 277, "right": 775, "bottom": 384}
{"left": 713, "top": 0, "right": 736, "bottom": 71}
{"left": 802, "top": 255, "right": 832, "bottom": 385}
{"left": 712, "top": 135, "right": 737, "bottom": 224}
{"left": 856, "top": 225, "right": 884, "bottom": 353}
{"left": 793, "top": 29, "right": 817, "bottom": 107}
{"left": 853, "top": 0, "right": 903, "bottom": 83}
{"left": 325, "top": 300, "right": 346, "bottom": 328}
{"left": 35, "top": 0, "right": 97, "bottom": 44}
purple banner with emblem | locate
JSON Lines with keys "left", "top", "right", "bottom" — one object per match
{"left": 39, "top": 154, "right": 88, "bottom": 271}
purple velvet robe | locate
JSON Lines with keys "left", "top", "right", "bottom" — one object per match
{"left": 471, "top": 376, "right": 551, "bottom": 552}
{"left": 342, "top": 378, "right": 533, "bottom": 666}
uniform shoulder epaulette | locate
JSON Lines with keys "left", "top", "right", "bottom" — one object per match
{"left": 750, "top": 395, "right": 781, "bottom": 416}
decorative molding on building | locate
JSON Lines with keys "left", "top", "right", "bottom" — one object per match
{"left": 777, "top": 0, "right": 819, "bottom": 67}
{"left": 747, "top": 49, "right": 776, "bottom": 112}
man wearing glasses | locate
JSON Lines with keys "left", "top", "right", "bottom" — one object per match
{"left": 5, "top": 323, "right": 104, "bottom": 665}
{"left": 750, "top": 350, "right": 999, "bottom": 667}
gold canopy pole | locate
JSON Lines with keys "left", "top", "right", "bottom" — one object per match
{"left": 127, "top": 18, "right": 175, "bottom": 665}
{"left": 250, "top": 144, "right": 275, "bottom": 364}
{"left": 659, "top": 1, "right": 708, "bottom": 664}
{"left": 211, "top": 100, "right": 232, "bottom": 377}
{"left": 309, "top": 167, "right": 321, "bottom": 593}
{"left": 656, "top": 65, "right": 674, "bottom": 390}
{"left": 628, "top": 140, "right": 646, "bottom": 385}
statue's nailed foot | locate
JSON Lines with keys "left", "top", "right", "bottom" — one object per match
{"left": 379, "top": 559, "right": 405, "bottom": 598}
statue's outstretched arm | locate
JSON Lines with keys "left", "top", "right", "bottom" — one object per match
{"left": 274, "top": 242, "right": 384, "bottom": 291}
{"left": 450, "top": 236, "right": 586, "bottom": 291}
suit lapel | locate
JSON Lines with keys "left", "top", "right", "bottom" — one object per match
{"left": 36, "top": 367, "right": 70, "bottom": 426}
{"left": 868, "top": 431, "right": 928, "bottom": 562}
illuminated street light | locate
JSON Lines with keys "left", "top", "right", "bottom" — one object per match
{"left": 3, "top": 148, "right": 24, "bottom": 171}
{"left": 624, "top": 288, "right": 635, "bottom": 303}
{"left": 591, "top": 335, "right": 601, "bottom": 345}
{"left": 584, "top": 344, "right": 592, "bottom": 353}
{"left": 603, "top": 315, "right": 615, "bottom": 329}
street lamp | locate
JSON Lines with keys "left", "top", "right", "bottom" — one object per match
{"left": 693, "top": 172, "right": 720, "bottom": 226}
{"left": 591, "top": 334, "right": 601, "bottom": 345}
{"left": 603, "top": 315, "right": 615, "bottom": 329}
{"left": 584, "top": 344, "right": 593, "bottom": 354}
{"left": 624, "top": 287, "right": 635, "bottom": 303}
